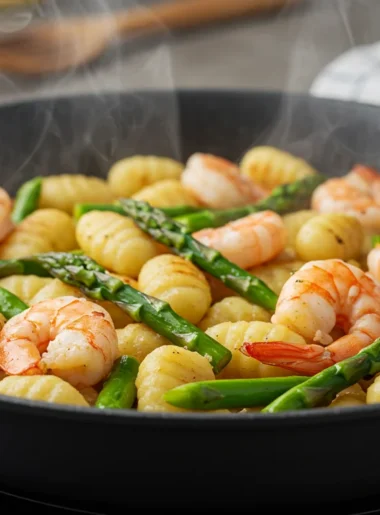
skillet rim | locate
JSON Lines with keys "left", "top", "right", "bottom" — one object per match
{"left": 0, "top": 87, "right": 379, "bottom": 427}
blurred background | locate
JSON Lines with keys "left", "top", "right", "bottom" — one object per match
{"left": 0, "top": 0, "right": 377, "bottom": 105}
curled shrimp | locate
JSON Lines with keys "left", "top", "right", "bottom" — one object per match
{"left": 193, "top": 210, "right": 286, "bottom": 269}
{"left": 181, "top": 152, "right": 268, "bottom": 209}
{"left": 311, "top": 165, "right": 380, "bottom": 230}
{"left": 368, "top": 243, "right": 380, "bottom": 282}
{"left": 0, "top": 187, "right": 14, "bottom": 242}
{"left": 0, "top": 296, "right": 119, "bottom": 388}
{"left": 241, "top": 259, "right": 380, "bottom": 375}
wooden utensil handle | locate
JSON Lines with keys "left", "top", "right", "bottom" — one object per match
{"left": 115, "top": 0, "right": 302, "bottom": 35}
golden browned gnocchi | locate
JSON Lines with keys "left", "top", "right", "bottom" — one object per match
{"left": 282, "top": 209, "right": 318, "bottom": 250}
{"left": 295, "top": 213, "right": 364, "bottom": 261}
{"left": 138, "top": 254, "right": 212, "bottom": 324}
{"left": 75, "top": 210, "right": 161, "bottom": 278}
{"left": 0, "top": 376, "right": 89, "bottom": 406}
{"left": 206, "top": 321, "right": 306, "bottom": 379}
{"left": 135, "top": 345, "right": 214, "bottom": 412}
{"left": 39, "top": 174, "right": 114, "bottom": 214}
{"left": 239, "top": 146, "right": 318, "bottom": 190}
{"left": 108, "top": 155, "right": 184, "bottom": 197}
{"left": 248, "top": 260, "right": 305, "bottom": 295}
{"left": 131, "top": 179, "right": 199, "bottom": 207}
{"left": 117, "top": 323, "right": 170, "bottom": 363}
{"left": 0, "top": 209, "right": 77, "bottom": 259}
{"left": 198, "top": 296, "right": 270, "bottom": 331}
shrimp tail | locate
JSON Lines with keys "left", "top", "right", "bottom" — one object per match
{"left": 241, "top": 341, "right": 335, "bottom": 376}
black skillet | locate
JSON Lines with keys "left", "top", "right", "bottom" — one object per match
{"left": 0, "top": 89, "right": 380, "bottom": 509}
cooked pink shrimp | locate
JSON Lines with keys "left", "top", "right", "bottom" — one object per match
{"left": 241, "top": 259, "right": 380, "bottom": 375}
{"left": 0, "top": 296, "right": 119, "bottom": 388}
{"left": 368, "top": 242, "right": 380, "bottom": 282}
{"left": 181, "top": 153, "right": 268, "bottom": 209}
{"left": 0, "top": 187, "right": 14, "bottom": 242}
{"left": 311, "top": 165, "right": 380, "bottom": 230}
{"left": 193, "top": 210, "right": 286, "bottom": 269}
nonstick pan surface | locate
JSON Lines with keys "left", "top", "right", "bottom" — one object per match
{"left": 0, "top": 89, "right": 380, "bottom": 508}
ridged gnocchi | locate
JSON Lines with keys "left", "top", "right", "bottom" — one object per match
{"left": 198, "top": 297, "right": 270, "bottom": 331}
{"left": 0, "top": 275, "right": 53, "bottom": 304}
{"left": 136, "top": 345, "right": 214, "bottom": 412}
{"left": 39, "top": 174, "right": 114, "bottom": 214}
{"left": 117, "top": 323, "right": 170, "bottom": 363}
{"left": 295, "top": 213, "right": 364, "bottom": 261}
{"left": 240, "top": 146, "right": 318, "bottom": 190}
{"left": 30, "top": 278, "right": 82, "bottom": 305}
{"left": 248, "top": 260, "right": 305, "bottom": 295}
{"left": 282, "top": 209, "right": 318, "bottom": 250}
{"left": 0, "top": 375, "right": 89, "bottom": 406}
{"left": 206, "top": 321, "right": 307, "bottom": 379}
{"left": 138, "top": 254, "right": 212, "bottom": 324}
{"left": 0, "top": 209, "right": 77, "bottom": 259}
{"left": 76, "top": 211, "right": 161, "bottom": 278}
{"left": 131, "top": 179, "right": 199, "bottom": 207}
{"left": 108, "top": 155, "right": 184, "bottom": 197}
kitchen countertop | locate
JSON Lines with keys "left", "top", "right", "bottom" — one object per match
{"left": 0, "top": 0, "right": 378, "bottom": 103}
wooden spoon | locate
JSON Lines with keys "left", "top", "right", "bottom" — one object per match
{"left": 0, "top": 0, "right": 302, "bottom": 75}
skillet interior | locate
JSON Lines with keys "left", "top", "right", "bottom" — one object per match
{"left": 1, "top": 89, "right": 380, "bottom": 506}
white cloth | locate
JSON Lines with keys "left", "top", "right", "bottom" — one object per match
{"left": 310, "top": 41, "right": 380, "bottom": 106}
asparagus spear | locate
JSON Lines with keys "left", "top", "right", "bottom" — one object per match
{"left": 11, "top": 176, "right": 42, "bottom": 223}
{"left": 0, "top": 286, "right": 28, "bottom": 319}
{"left": 119, "top": 199, "right": 278, "bottom": 311}
{"left": 73, "top": 202, "right": 202, "bottom": 222}
{"left": 164, "top": 376, "right": 309, "bottom": 411}
{"left": 174, "top": 175, "right": 326, "bottom": 232}
{"left": 261, "top": 337, "right": 380, "bottom": 413}
{"left": 0, "top": 253, "right": 231, "bottom": 374}
{"left": 95, "top": 355, "right": 139, "bottom": 410}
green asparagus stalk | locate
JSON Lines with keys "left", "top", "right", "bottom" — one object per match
{"left": 372, "top": 235, "right": 380, "bottom": 247}
{"left": 11, "top": 176, "right": 42, "bottom": 223}
{"left": 119, "top": 199, "right": 278, "bottom": 311}
{"left": 0, "top": 258, "right": 51, "bottom": 278}
{"left": 0, "top": 253, "right": 231, "bottom": 374}
{"left": 73, "top": 203, "right": 125, "bottom": 220}
{"left": 73, "top": 202, "right": 202, "bottom": 222}
{"left": 95, "top": 355, "right": 139, "bottom": 410}
{"left": 174, "top": 174, "right": 326, "bottom": 232}
{"left": 0, "top": 286, "right": 28, "bottom": 319}
{"left": 262, "top": 337, "right": 380, "bottom": 413}
{"left": 164, "top": 376, "right": 309, "bottom": 410}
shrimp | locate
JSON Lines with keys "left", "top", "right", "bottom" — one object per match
{"left": 0, "top": 187, "right": 14, "bottom": 242}
{"left": 311, "top": 165, "right": 380, "bottom": 230}
{"left": 0, "top": 296, "right": 119, "bottom": 388}
{"left": 193, "top": 210, "right": 286, "bottom": 269}
{"left": 181, "top": 152, "right": 268, "bottom": 209}
{"left": 241, "top": 259, "right": 380, "bottom": 375}
{"left": 368, "top": 243, "right": 380, "bottom": 282}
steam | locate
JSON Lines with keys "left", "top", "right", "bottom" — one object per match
{"left": 0, "top": 0, "right": 180, "bottom": 193}
{"left": 241, "top": 0, "right": 380, "bottom": 175}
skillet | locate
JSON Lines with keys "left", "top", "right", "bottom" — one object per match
{"left": 0, "top": 89, "right": 380, "bottom": 508}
